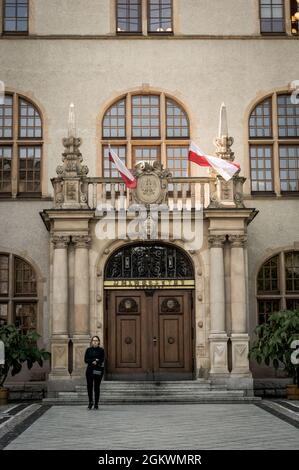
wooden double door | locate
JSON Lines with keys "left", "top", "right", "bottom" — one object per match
{"left": 106, "top": 289, "right": 194, "bottom": 380}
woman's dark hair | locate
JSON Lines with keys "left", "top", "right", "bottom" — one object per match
{"left": 90, "top": 335, "right": 100, "bottom": 346}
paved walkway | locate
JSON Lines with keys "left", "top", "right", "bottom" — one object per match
{"left": 1, "top": 402, "right": 299, "bottom": 450}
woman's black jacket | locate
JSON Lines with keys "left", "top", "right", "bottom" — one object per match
{"left": 84, "top": 347, "right": 105, "bottom": 371}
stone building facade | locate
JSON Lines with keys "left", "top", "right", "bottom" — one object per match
{"left": 0, "top": 0, "right": 298, "bottom": 396}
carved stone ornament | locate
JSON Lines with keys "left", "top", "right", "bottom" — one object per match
{"left": 208, "top": 235, "right": 226, "bottom": 248}
{"left": 53, "top": 136, "right": 89, "bottom": 209}
{"left": 214, "top": 135, "right": 235, "bottom": 162}
{"left": 57, "top": 136, "right": 89, "bottom": 178}
{"left": 228, "top": 235, "right": 247, "bottom": 248}
{"left": 132, "top": 161, "right": 172, "bottom": 207}
{"left": 72, "top": 235, "right": 92, "bottom": 248}
{"left": 51, "top": 235, "right": 70, "bottom": 249}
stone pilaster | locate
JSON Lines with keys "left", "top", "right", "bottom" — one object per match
{"left": 208, "top": 235, "right": 229, "bottom": 375}
{"left": 72, "top": 235, "right": 91, "bottom": 375}
{"left": 50, "top": 235, "right": 70, "bottom": 377}
{"left": 228, "top": 234, "right": 251, "bottom": 376}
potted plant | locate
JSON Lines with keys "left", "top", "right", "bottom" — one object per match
{"left": 0, "top": 324, "right": 50, "bottom": 404}
{"left": 249, "top": 309, "right": 299, "bottom": 400}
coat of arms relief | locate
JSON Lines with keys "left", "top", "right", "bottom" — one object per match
{"left": 132, "top": 161, "right": 172, "bottom": 207}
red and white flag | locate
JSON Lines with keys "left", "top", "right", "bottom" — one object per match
{"left": 188, "top": 141, "right": 240, "bottom": 181}
{"left": 109, "top": 147, "right": 137, "bottom": 189}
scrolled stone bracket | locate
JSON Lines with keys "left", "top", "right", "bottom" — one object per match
{"left": 72, "top": 235, "right": 92, "bottom": 249}
{"left": 208, "top": 235, "right": 227, "bottom": 248}
{"left": 51, "top": 235, "right": 70, "bottom": 249}
{"left": 228, "top": 234, "right": 247, "bottom": 248}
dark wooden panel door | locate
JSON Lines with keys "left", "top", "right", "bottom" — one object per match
{"left": 152, "top": 291, "right": 193, "bottom": 380}
{"left": 106, "top": 290, "right": 193, "bottom": 380}
{"left": 107, "top": 291, "right": 149, "bottom": 380}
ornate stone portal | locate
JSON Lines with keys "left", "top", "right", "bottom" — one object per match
{"left": 44, "top": 103, "right": 256, "bottom": 395}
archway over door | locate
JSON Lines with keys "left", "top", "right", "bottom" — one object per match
{"left": 104, "top": 243, "right": 195, "bottom": 381}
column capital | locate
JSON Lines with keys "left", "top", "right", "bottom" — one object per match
{"left": 208, "top": 234, "right": 226, "bottom": 248}
{"left": 51, "top": 235, "right": 70, "bottom": 249}
{"left": 228, "top": 234, "right": 247, "bottom": 247}
{"left": 73, "top": 235, "right": 92, "bottom": 249}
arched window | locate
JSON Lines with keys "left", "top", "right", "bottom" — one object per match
{"left": 249, "top": 92, "right": 299, "bottom": 194}
{"left": 101, "top": 93, "right": 190, "bottom": 178}
{"left": 0, "top": 93, "right": 43, "bottom": 197}
{"left": 257, "top": 251, "right": 299, "bottom": 323}
{"left": 0, "top": 253, "right": 38, "bottom": 332}
{"left": 105, "top": 243, "right": 194, "bottom": 280}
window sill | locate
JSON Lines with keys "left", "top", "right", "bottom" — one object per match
{"left": 0, "top": 194, "right": 53, "bottom": 201}
{"left": 250, "top": 191, "right": 277, "bottom": 197}
{"left": 260, "top": 32, "right": 287, "bottom": 36}
{"left": 116, "top": 31, "right": 143, "bottom": 36}
{"left": 1, "top": 32, "right": 29, "bottom": 37}
{"left": 148, "top": 32, "right": 174, "bottom": 36}
{"left": 280, "top": 191, "right": 299, "bottom": 196}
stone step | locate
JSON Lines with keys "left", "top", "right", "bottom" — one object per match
{"left": 76, "top": 385, "right": 212, "bottom": 392}
{"left": 43, "top": 394, "right": 261, "bottom": 405}
{"left": 77, "top": 389, "right": 244, "bottom": 396}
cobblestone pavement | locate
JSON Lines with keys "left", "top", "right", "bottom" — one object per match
{"left": 1, "top": 401, "right": 298, "bottom": 450}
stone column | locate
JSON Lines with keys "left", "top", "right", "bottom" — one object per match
{"left": 50, "top": 235, "right": 70, "bottom": 377}
{"left": 72, "top": 235, "right": 91, "bottom": 376}
{"left": 229, "top": 235, "right": 251, "bottom": 376}
{"left": 208, "top": 235, "right": 229, "bottom": 375}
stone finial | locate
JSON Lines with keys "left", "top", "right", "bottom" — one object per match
{"left": 214, "top": 103, "right": 235, "bottom": 162}
{"left": 68, "top": 103, "right": 76, "bottom": 138}
{"left": 56, "top": 104, "right": 89, "bottom": 178}
{"left": 52, "top": 104, "right": 90, "bottom": 208}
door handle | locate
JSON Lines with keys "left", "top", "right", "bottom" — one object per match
{"left": 153, "top": 337, "right": 158, "bottom": 344}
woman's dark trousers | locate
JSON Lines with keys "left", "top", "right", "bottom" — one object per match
{"left": 86, "top": 370, "right": 102, "bottom": 405}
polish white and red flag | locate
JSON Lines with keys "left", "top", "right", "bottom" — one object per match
{"left": 188, "top": 141, "right": 240, "bottom": 181}
{"left": 109, "top": 147, "right": 137, "bottom": 189}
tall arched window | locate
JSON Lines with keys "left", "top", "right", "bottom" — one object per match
{"left": 101, "top": 93, "right": 190, "bottom": 178}
{"left": 257, "top": 251, "right": 299, "bottom": 323}
{"left": 249, "top": 92, "right": 299, "bottom": 194}
{"left": 0, "top": 253, "right": 38, "bottom": 332}
{"left": 0, "top": 93, "right": 43, "bottom": 197}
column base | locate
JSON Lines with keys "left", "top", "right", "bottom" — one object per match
{"left": 47, "top": 374, "right": 85, "bottom": 396}
{"left": 71, "top": 337, "right": 90, "bottom": 376}
{"left": 230, "top": 333, "right": 251, "bottom": 375}
{"left": 50, "top": 337, "right": 69, "bottom": 376}
{"left": 209, "top": 333, "right": 229, "bottom": 375}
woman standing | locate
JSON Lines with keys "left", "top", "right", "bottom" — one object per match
{"left": 84, "top": 336, "right": 105, "bottom": 409}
